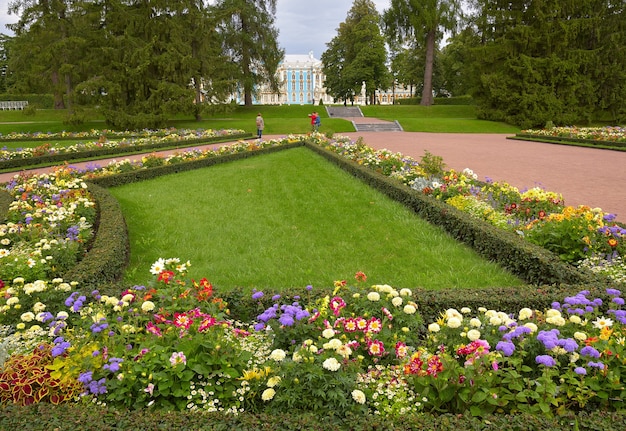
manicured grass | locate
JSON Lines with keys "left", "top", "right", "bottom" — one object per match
{"left": 109, "top": 147, "right": 523, "bottom": 293}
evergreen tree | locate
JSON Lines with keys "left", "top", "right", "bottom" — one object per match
{"left": 321, "top": 0, "right": 389, "bottom": 105}
{"left": 383, "top": 0, "right": 462, "bottom": 106}
{"left": 213, "top": 0, "right": 283, "bottom": 106}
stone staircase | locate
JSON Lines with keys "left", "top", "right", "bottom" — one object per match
{"left": 326, "top": 106, "right": 364, "bottom": 118}
{"left": 325, "top": 106, "right": 403, "bottom": 132}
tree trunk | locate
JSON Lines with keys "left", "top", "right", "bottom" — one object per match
{"left": 420, "top": 29, "right": 436, "bottom": 106}
{"left": 51, "top": 70, "right": 66, "bottom": 109}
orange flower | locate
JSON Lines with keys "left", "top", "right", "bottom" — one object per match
{"left": 608, "top": 238, "right": 618, "bottom": 247}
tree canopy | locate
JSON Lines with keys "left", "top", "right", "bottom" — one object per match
{"left": 321, "top": 0, "right": 390, "bottom": 105}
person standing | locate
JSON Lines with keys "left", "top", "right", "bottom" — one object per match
{"left": 256, "top": 113, "right": 264, "bottom": 138}
{"left": 308, "top": 112, "right": 317, "bottom": 132}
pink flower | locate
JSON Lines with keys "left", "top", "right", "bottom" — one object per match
{"left": 169, "top": 351, "right": 187, "bottom": 366}
{"left": 330, "top": 296, "right": 346, "bottom": 317}
{"left": 144, "top": 383, "right": 155, "bottom": 396}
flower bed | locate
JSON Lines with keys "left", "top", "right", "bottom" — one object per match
{"left": 512, "top": 126, "right": 626, "bottom": 150}
{"left": 1, "top": 130, "right": 625, "bottom": 419}
{"left": 0, "top": 259, "right": 623, "bottom": 417}
{"left": 0, "top": 128, "right": 250, "bottom": 169}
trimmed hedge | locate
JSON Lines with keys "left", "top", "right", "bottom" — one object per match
{"left": 61, "top": 183, "right": 130, "bottom": 290}
{"left": 0, "top": 133, "right": 253, "bottom": 170}
{"left": 1, "top": 403, "right": 624, "bottom": 430}
{"left": 510, "top": 134, "right": 626, "bottom": 151}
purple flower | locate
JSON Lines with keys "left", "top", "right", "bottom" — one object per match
{"left": 588, "top": 361, "right": 605, "bottom": 370}
{"left": 535, "top": 355, "right": 556, "bottom": 367}
{"left": 606, "top": 288, "right": 621, "bottom": 296}
{"left": 278, "top": 314, "right": 295, "bottom": 326}
{"left": 306, "top": 285, "right": 313, "bottom": 291}
{"left": 253, "top": 322, "right": 265, "bottom": 331}
{"left": 103, "top": 357, "right": 124, "bottom": 373}
{"left": 574, "top": 367, "right": 587, "bottom": 375}
{"left": 557, "top": 338, "right": 578, "bottom": 353}
{"left": 78, "top": 371, "right": 93, "bottom": 384}
{"left": 612, "top": 297, "right": 625, "bottom": 306}
{"left": 580, "top": 346, "right": 601, "bottom": 358}
{"left": 251, "top": 290, "right": 264, "bottom": 300}
{"left": 496, "top": 341, "right": 516, "bottom": 357}
{"left": 272, "top": 294, "right": 281, "bottom": 301}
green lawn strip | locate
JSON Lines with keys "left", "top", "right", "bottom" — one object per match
{"left": 110, "top": 146, "right": 523, "bottom": 293}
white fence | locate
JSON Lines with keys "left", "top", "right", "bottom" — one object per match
{"left": 0, "top": 101, "right": 29, "bottom": 110}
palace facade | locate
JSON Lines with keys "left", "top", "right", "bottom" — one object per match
{"left": 232, "top": 52, "right": 414, "bottom": 105}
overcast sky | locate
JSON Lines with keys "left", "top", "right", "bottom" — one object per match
{"left": 0, "top": 1, "right": 391, "bottom": 58}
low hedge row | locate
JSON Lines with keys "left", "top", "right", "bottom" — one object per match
{"left": 0, "top": 133, "right": 252, "bottom": 170}
{"left": 1, "top": 403, "right": 624, "bottom": 430}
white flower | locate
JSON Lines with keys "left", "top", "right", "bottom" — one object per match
{"left": 336, "top": 344, "right": 352, "bottom": 359}
{"left": 261, "top": 388, "right": 275, "bottom": 401}
{"left": 33, "top": 302, "right": 46, "bottom": 313}
{"left": 267, "top": 376, "right": 281, "bottom": 388}
{"left": 141, "top": 301, "right": 155, "bottom": 312}
{"left": 447, "top": 317, "right": 462, "bottom": 329}
{"left": 367, "top": 292, "right": 380, "bottom": 302}
{"left": 322, "top": 328, "right": 335, "bottom": 339}
{"left": 403, "top": 304, "right": 416, "bottom": 315}
{"left": 6, "top": 297, "right": 19, "bottom": 306}
{"left": 574, "top": 331, "right": 588, "bottom": 341}
{"left": 467, "top": 329, "right": 481, "bottom": 341}
{"left": 569, "top": 315, "right": 582, "bottom": 324}
{"left": 391, "top": 296, "right": 403, "bottom": 307}
{"left": 518, "top": 308, "right": 533, "bottom": 320}
{"left": 445, "top": 308, "right": 462, "bottom": 320}
{"left": 121, "top": 294, "right": 134, "bottom": 303}
{"left": 545, "top": 309, "right": 561, "bottom": 319}
{"left": 351, "top": 389, "right": 366, "bottom": 404}
{"left": 469, "top": 318, "right": 482, "bottom": 328}
{"left": 399, "top": 288, "right": 412, "bottom": 297}
{"left": 592, "top": 316, "right": 614, "bottom": 330}
{"left": 269, "top": 349, "right": 286, "bottom": 362}
{"left": 489, "top": 316, "right": 502, "bottom": 326}
{"left": 20, "top": 312, "right": 35, "bottom": 322}
{"left": 461, "top": 307, "right": 472, "bottom": 314}
{"left": 150, "top": 258, "right": 166, "bottom": 275}
{"left": 322, "top": 357, "right": 341, "bottom": 372}
{"left": 323, "top": 338, "right": 342, "bottom": 351}
{"left": 428, "top": 323, "right": 441, "bottom": 332}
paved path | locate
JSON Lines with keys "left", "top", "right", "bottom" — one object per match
{"left": 2, "top": 128, "right": 624, "bottom": 223}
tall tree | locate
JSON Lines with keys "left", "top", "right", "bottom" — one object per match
{"left": 213, "top": 0, "right": 283, "bottom": 106}
{"left": 0, "top": 35, "right": 11, "bottom": 93}
{"left": 383, "top": 0, "right": 462, "bottom": 105}
{"left": 8, "top": 0, "right": 90, "bottom": 110}
{"left": 465, "top": 0, "right": 626, "bottom": 127}
{"left": 321, "top": 0, "right": 390, "bottom": 105}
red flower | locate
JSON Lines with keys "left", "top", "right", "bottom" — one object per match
{"left": 157, "top": 270, "right": 175, "bottom": 284}
{"left": 355, "top": 271, "right": 367, "bottom": 282}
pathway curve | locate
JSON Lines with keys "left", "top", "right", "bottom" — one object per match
{"left": 1, "top": 128, "right": 624, "bottom": 223}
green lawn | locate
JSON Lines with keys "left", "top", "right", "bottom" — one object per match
{"left": 109, "top": 147, "right": 523, "bottom": 293}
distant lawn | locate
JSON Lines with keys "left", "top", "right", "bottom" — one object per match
{"left": 109, "top": 147, "right": 523, "bottom": 293}
{"left": 0, "top": 104, "right": 518, "bottom": 138}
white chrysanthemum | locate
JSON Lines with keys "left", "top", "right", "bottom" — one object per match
{"left": 336, "top": 344, "right": 352, "bottom": 359}
{"left": 469, "top": 318, "right": 482, "bottom": 328}
{"left": 518, "top": 308, "right": 533, "bottom": 320}
{"left": 574, "top": 331, "right": 588, "bottom": 341}
{"left": 261, "top": 388, "right": 275, "bottom": 401}
{"left": 569, "top": 315, "right": 582, "bottom": 324}
{"left": 351, "top": 389, "right": 366, "bottom": 404}
{"left": 391, "top": 296, "right": 403, "bottom": 307}
{"left": 6, "top": 297, "right": 19, "bottom": 306}
{"left": 267, "top": 376, "right": 281, "bottom": 388}
{"left": 322, "top": 328, "right": 335, "bottom": 339}
{"left": 292, "top": 351, "right": 303, "bottom": 362}
{"left": 545, "top": 309, "right": 561, "bottom": 319}
{"left": 269, "top": 349, "right": 286, "bottom": 362}
{"left": 322, "top": 357, "right": 341, "bottom": 372}
{"left": 20, "top": 312, "right": 35, "bottom": 322}
{"left": 547, "top": 316, "right": 566, "bottom": 326}
{"left": 323, "top": 338, "right": 342, "bottom": 351}
{"left": 33, "top": 302, "right": 46, "bottom": 313}
{"left": 447, "top": 317, "right": 462, "bottom": 329}
{"left": 461, "top": 307, "right": 472, "bottom": 314}
{"left": 484, "top": 309, "right": 497, "bottom": 319}
{"left": 121, "top": 294, "right": 134, "bottom": 303}
{"left": 445, "top": 308, "right": 462, "bottom": 320}
{"left": 403, "top": 304, "right": 416, "bottom": 315}
{"left": 467, "top": 329, "right": 481, "bottom": 341}
{"left": 141, "top": 301, "right": 155, "bottom": 312}
{"left": 428, "top": 323, "right": 441, "bottom": 333}
{"left": 367, "top": 292, "right": 380, "bottom": 302}
{"left": 489, "top": 316, "right": 502, "bottom": 326}
{"left": 399, "top": 288, "right": 412, "bottom": 297}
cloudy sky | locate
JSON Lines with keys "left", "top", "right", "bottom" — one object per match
{"left": 1, "top": 1, "right": 391, "bottom": 57}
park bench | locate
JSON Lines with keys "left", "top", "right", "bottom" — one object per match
{"left": 0, "top": 101, "right": 29, "bottom": 110}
